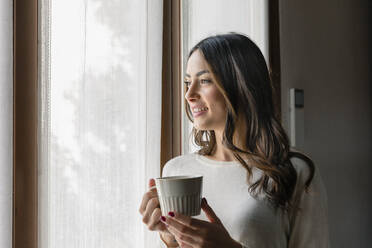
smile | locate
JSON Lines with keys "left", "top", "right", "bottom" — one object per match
{"left": 192, "top": 107, "right": 208, "bottom": 117}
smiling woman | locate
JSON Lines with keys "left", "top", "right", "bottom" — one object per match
{"left": 184, "top": 55, "right": 227, "bottom": 132}
{"left": 140, "top": 33, "right": 330, "bottom": 248}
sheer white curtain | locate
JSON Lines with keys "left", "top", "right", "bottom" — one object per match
{"left": 181, "top": 0, "right": 269, "bottom": 154}
{"left": 0, "top": 0, "right": 12, "bottom": 247}
{"left": 39, "top": 0, "right": 163, "bottom": 247}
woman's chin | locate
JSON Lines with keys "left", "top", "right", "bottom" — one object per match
{"left": 194, "top": 122, "right": 213, "bottom": 131}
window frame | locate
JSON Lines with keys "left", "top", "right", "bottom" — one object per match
{"left": 13, "top": 0, "right": 39, "bottom": 247}
{"left": 161, "top": 0, "right": 183, "bottom": 170}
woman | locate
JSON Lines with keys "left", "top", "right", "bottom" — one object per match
{"left": 139, "top": 33, "right": 330, "bottom": 248}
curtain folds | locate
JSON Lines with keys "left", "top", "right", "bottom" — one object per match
{"left": 39, "top": 0, "right": 163, "bottom": 247}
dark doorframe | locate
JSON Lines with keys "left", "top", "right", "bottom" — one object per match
{"left": 269, "top": 0, "right": 282, "bottom": 120}
{"left": 13, "top": 0, "right": 38, "bottom": 247}
{"left": 161, "top": 0, "right": 182, "bottom": 170}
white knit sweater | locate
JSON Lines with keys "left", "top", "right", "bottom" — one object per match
{"left": 157, "top": 153, "right": 330, "bottom": 248}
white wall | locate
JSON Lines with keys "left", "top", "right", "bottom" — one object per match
{"left": 184, "top": 0, "right": 268, "bottom": 61}
{"left": 279, "top": 0, "right": 372, "bottom": 247}
{"left": 0, "top": 0, "right": 13, "bottom": 247}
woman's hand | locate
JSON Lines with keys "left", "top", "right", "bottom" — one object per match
{"left": 138, "top": 178, "right": 173, "bottom": 237}
{"left": 160, "top": 198, "right": 242, "bottom": 248}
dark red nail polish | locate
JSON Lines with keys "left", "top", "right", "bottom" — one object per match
{"left": 168, "top": 211, "right": 175, "bottom": 217}
{"left": 160, "top": 216, "right": 166, "bottom": 222}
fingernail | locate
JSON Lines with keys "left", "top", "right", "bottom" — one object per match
{"left": 160, "top": 216, "right": 166, "bottom": 222}
{"left": 168, "top": 211, "right": 175, "bottom": 217}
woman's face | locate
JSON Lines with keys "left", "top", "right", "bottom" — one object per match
{"left": 184, "top": 50, "right": 227, "bottom": 131}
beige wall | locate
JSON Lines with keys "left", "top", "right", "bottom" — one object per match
{"left": 279, "top": 0, "right": 371, "bottom": 247}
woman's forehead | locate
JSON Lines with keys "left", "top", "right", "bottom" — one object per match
{"left": 186, "top": 51, "right": 211, "bottom": 77}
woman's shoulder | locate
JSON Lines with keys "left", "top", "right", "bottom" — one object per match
{"left": 162, "top": 152, "right": 198, "bottom": 176}
{"left": 289, "top": 156, "right": 313, "bottom": 179}
{"left": 164, "top": 152, "right": 198, "bottom": 166}
{"left": 289, "top": 152, "right": 325, "bottom": 193}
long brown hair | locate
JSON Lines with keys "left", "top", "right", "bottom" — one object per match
{"left": 185, "top": 33, "right": 315, "bottom": 212}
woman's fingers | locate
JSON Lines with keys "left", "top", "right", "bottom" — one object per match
{"left": 148, "top": 178, "right": 156, "bottom": 188}
{"left": 147, "top": 206, "right": 162, "bottom": 230}
{"left": 139, "top": 179, "right": 176, "bottom": 237}
{"left": 165, "top": 222, "right": 197, "bottom": 246}
{"left": 168, "top": 211, "right": 206, "bottom": 229}
{"left": 161, "top": 216, "right": 200, "bottom": 241}
{"left": 138, "top": 187, "right": 157, "bottom": 215}
{"left": 177, "top": 242, "right": 193, "bottom": 248}
{"left": 142, "top": 197, "right": 159, "bottom": 224}
{"left": 141, "top": 195, "right": 171, "bottom": 235}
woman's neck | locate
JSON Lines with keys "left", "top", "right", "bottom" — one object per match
{"left": 207, "top": 143, "right": 235, "bottom": 162}
{"left": 206, "top": 116, "right": 248, "bottom": 162}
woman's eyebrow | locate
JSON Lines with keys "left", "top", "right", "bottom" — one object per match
{"left": 185, "top": 70, "right": 210, "bottom": 78}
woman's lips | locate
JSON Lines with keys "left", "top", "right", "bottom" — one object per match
{"left": 192, "top": 109, "right": 208, "bottom": 118}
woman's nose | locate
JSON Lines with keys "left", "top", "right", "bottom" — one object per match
{"left": 185, "top": 85, "right": 200, "bottom": 102}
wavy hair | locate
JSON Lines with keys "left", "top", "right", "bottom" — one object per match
{"left": 185, "top": 33, "right": 315, "bottom": 212}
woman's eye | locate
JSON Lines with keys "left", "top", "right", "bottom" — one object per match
{"left": 200, "top": 79, "right": 211, "bottom": 84}
{"left": 184, "top": 79, "right": 211, "bottom": 87}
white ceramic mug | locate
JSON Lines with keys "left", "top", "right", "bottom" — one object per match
{"left": 155, "top": 175, "right": 203, "bottom": 216}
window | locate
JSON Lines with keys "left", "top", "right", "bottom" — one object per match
{"left": 39, "top": 0, "right": 163, "bottom": 247}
